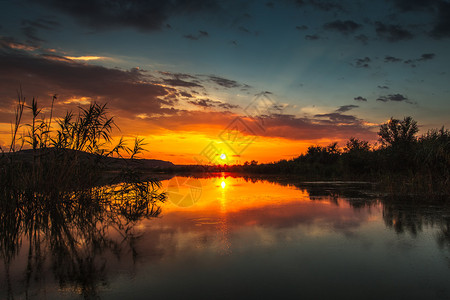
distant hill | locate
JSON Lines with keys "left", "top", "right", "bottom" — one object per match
{"left": 3, "top": 148, "right": 175, "bottom": 170}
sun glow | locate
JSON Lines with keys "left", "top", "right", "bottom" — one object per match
{"left": 221, "top": 181, "right": 226, "bottom": 189}
{"left": 220, "top": 153, "right": 227, "bottom": 160}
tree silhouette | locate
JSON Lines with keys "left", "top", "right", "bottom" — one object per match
{"left": 378, "top": 116, "right": 418, "bottom": 147}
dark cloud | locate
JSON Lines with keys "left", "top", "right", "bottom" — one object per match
{"left": 377, "top": 94, "right": 410, "bottom": 103}
{"left": 355, "top": 57, "right": 371, "bottom": 68}
{"left": 354, "top": 96, "right": 367, "bottom": 102}
{"left": 404, "top": 53, "right": 436, "bottom": 66}
{"left": 188, "top": 98, "right": 217, "bottom": 108}
{"left": 21, "top": 26, "right": 44, "bottom": 43}
{"left": 208, "top": 75, "right": 242, "bottom": 88}
{"left": 377, "top": 85, "right": 389, "bottom": 89}
{"left": 183, "top": 30, "right": 209, "bottom": 40}
{"left": 295, "top": 0, "right": 343, "bottom": 12}
{"left": 417, "top": 53, "right": 435, "bottom": 61}
{"left": 335, "top": 105, "right": 358, "bottom": 113}
{"left": 354, "top": 34, "right": 369, "bottom": 45}
{"left": 187, "top": 98, "right": 239, "bottom": 110}
{"left": 218, "top": 103, "right": 240, "bottom": 110}
{"left": 22, "top": 18, "right": 61, "bottom": 30}
{"left": 391, "top": 0, "right": 436, "bottom": 12}
{"left": 403, "top": 59, "right": 416, "bottom": 67}
{"left": 163, "top": 78, "right": 203, "bottom": 87}
{"left": 30, "top": 0, "right": 220, "bottom": 31}
{"left": 0, "top": 50, "right": 178, "bottom": 120}
{"left": 375, "top": 22, "right": 414, "bottom": 42}
{"left": 295, "top": 25, "right": 308, "bottom": 30}
{"left": 384, "top": 55, "right": 402, "bottom": 63}
{"left": 313, "top": 113, "right": 359, "bottom": 124}
{"left": 430, "top": 1, "right": 450, "bottom": 38}
{"left": 323, "top": 20, "right": 362, "bottom": 35}
{"left": 179, "top": 91, "right": 193, "bottom": 98}
{"left": 390, "top": 0, "right": 450, "bottom": 39}
{"left": 158, "top": 71, "right": 197, "bottom": 80}
{"left": 21, "top": 18, "right": 60, "bottom": 44}
{"left": 305, "top": 34, "right": 320, "bottom": 40}
{"left": 159, "top": 71, "right": 203, "bottom": 87}
{"left": 266, "top": 2, "right": 275, "bottom": 8}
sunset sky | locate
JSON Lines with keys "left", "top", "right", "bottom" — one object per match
{"left": 1, "top": 0, "right": 449, "bottom": 164}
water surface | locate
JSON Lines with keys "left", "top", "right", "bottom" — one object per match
{"left": 1, "top": 175, "right": 450, "bottom": 299}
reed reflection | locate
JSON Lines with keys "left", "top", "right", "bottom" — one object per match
{"left": 0, "top": 179, "right": 166, "bottom": 300}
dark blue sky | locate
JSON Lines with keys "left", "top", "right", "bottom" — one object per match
{"left": 1, "top": 0, "right": 449, "bottom": 162}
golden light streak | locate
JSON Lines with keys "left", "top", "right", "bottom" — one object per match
{"left": 64, "top": 56, "right": 108, "bottom": 61}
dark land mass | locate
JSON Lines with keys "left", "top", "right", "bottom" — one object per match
{"left": 4, "top": 148, "right": 175, "bottom": 170}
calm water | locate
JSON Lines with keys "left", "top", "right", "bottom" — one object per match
{"left": 1, "top": 175, "right": 450, "bottom": 300}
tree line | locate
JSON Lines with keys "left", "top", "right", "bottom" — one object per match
{"left": 213, "top": 117, "right": 450, "bottom": 197}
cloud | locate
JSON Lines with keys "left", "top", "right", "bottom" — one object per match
{"left": 159, "top": 72, "right": 203, "bottom": 88}
{"left": 376, "top": 94, "right": 411, "bottom": 103}
{"left": 294, "top": 0, "right": 343, "bottom": 12}
{"left": 0, "top": 50, "right": 179, "bottom": 121}
{"left": 354, "top": 57, "right": 371, "bottom": 68}
{"left": 183, "top": 30, "right": 209, "bottom": 40}
{"left": 377, "top": 85, "right": 389, "bottom": 89}
{"left": 335, "top": 105, "right": 358, "bottom": 113}
{"left": 391, "top": 0, "right": 434, "bottom": 12}
{"left": 305, "top": 34, "right": 320, "bottom": 40}
{"left": 64, "top": 55, "right": 109, "bottom": 61}
{"left": 354, "top": 34, "right": 368, "bottom": 45}
{"left": 188, "top": 98, "right": 218, "bottom": 108}
{"left": 404, "top": 53, "right": 436, "bottom": 66}
{"left": 149, "top": 110, "right": 376, "bottom": 141}
{"left": 30, "top": 0, "right": 220, "bottom": 31}
{"left": 430, "top": 1, "right": 450, "bottom": 38}
{"left": 354, "top": 96, "right": 367, "bottom": 102}
{"left": 295, "top": 25, "right": 308, "bottom": 30}
{"left": 314, "top": 113, "right": 359, "bottom": 124}
{"left": 0, "top": 36, "right": 39, "bottom": 51}
{"left": 21, "top": 18, "right": 61, "bottom": 44}
{"left": 187, "top": 98, "right": 239, "bottom": 110}
{"left": 162, "top": 78, "right": 203, "bottom": 88}
{"left": 375, "top": 22, "right": 414, "bottom": 42}
{"left": 21, "top": 18, "right": 61, "bottom": 31}
{"left": 384, "top": 55, "right": 402, "bottom": 63}
{"left": 417, "top": 53, "right": 435, "bottom": 61}
{"left": 323, "top": 20, "right": 362, "bottom": 35}
{"left": 218, "top": 103, "right": 240, "bottom": 110}
{"left": 208, "top": 75, "right": 242, "bottom": 88}
{"left": 390, "top": 0, "right": 450, "bottom": 39}
{"left": 179, "top": 91, "right": 193, "bottom": 98}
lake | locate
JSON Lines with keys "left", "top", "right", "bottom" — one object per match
{"left": 1, "top": 174, "right": 450, "bottom": 300}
